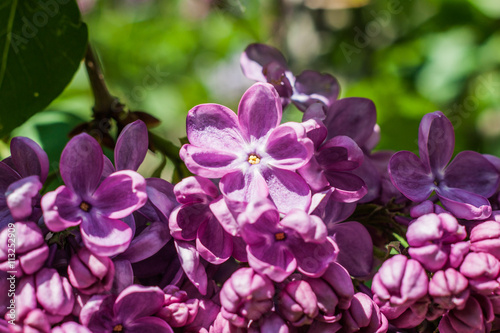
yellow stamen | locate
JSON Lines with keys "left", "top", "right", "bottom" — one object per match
{"left": 275, "top": 232, "right": 286, "bottom": 241}
{"left": 79, "top": 201, "right": 91, "bottom": 212}
{"left": 248, "top": 154, "right": 261, "bottom": 165}
{"left": 113, "top": 324, "right": 123, "bottom": 332}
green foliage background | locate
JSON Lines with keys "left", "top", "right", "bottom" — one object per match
{"left": 2, "top": 0, "right": 500, "bottom": 181}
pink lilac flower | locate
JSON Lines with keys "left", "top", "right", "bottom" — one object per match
{"left": 240, "top": 43, "right": 339, "bottom": 111}
{"left": 80, "top": 285, "right": 172, "bottom": 332}
{"left": 156, "top": 285, "right": 199, "bottom": 328}
{"left": 459, "top": 252, "right": 500, "bottom": 294}
{"left": 180, "top": 82, "right": 314, "bottom": 213}
{"left": 277, "top": 279, "right": 318, "bottom": 326}
{"left": 389, "top": 111, "right": 500, "bottom": 220}
{"left": 41, "top": 133, "right": 148, "bottom": 257}
{"left": 340, "top": 292, "right": 388, "bottom": 333}
{"left": 0, "top": 221, "right": 49, "bottom": 277}
{"left": 428, "top": 268, "right": 469, "bottom": 310}
{"left": 220, "top": 267, "right": 275, "bottom": 327}
{"left": 238, "top": 199, "right": 338, "bottom": 282}
{"left": 470, "top": 220, "right": 500, "bottom": 259}
{"left": 0, "top": 137, "right": 49, "bottom": 228}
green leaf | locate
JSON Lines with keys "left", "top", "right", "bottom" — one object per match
{"left": 0, "top": 0, "right": 88, "bottom": 137}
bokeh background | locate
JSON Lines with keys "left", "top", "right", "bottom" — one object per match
{"left": 3, "top": 0, "right": 500, "bottom": 181}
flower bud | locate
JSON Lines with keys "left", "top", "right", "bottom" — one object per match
{"left": 372, "top": 255, "right": 428, "bottom": 308}
{"left": 470, "top": 221, "right": 500, "bottom": 259}
{"left": 407, "top": 213, "right": 467, "bottom": 271}
{"left": 277, "top": 280, "right": 318, "bottom": 326}
{"left": 340, "top": 292, "right": 388, "bottom": 333}
{"left": 460, "top": 252, "right": 500, "bottom": 294}
{"left": 52, "top": 321, "right": 92, "bottom": 333}
{"left": 248, "top": 313, "right": 290, "bottom": 333}
{"left": 10, "top": 308, "right": 50, "bottom": 333}
{"left": 35, "top": 268, "right": 75, "bottom": 323}
{"left": 220, "top": 268, "right": 275, "bottom": 327}
{"left": 0, "top": 222, "right": 49, "bottom": 277}
{"left": 156, "top": 285, "right": 199, "bottom": 327}
{"left": 68, "top": 248, "right": 115, "bottom": 295}
{"left": 428, "top": 268, "right": 469, "bottom": 310}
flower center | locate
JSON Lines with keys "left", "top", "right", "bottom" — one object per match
{"left": 274, "top": 232, "right": 286, "bottom": 241}
{"left": 79, "top": 201, "right": 91, "bottom": 212}
{"left": 113, "top": 324, "right": 123, "bottom": 332}
{"left": 248, "top": 154, "right": 261, "bottom": 165}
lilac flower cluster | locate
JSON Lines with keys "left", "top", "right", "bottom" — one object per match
{"left": 2, "top": 43, "right": 500, "bottom": 333}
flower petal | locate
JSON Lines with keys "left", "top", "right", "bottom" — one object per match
{"left": 316, "top": 136, "right": 364, "bottom": 171}
{"left": 247, "top": 242, "right": 296, "bottom": 283}
{"left": 115, "top": 120, "right": 149, "bottom": 171}
{"left": 175, "top": 240, "right": 207, "bottom": 295}
{"left": 186, "top": 103, "right": 246, "bottom": 151}
{"left": 444, "top": 151, "right": 500, "bottom": 198}
{"left": 41, "top": 186, "right": 82, "bottom": 232}
{"left": 324, "top": 171, "right": 367, "bottom": 203}
{"left": 292, "top": 70, "right": 340, "bottom": 111}
{"left": 10, "top": 137, "right": 49, "bottom": 182}
{"left": 0, "top": 161, "right": 20, "bottom": 193}
{"left": 388, "top": 151, "right": 434, "bottom": 202}
{"left": 197, "top": 216, "right": 233, "bottom": 264}
{"left": 60, "top": 133, "right": 103, "bottom": 197}
{"left": 80, "top": 214, "right": 133, "bottom": 257}
{"left": 418, "top": 111, "right": 454, "bottom": 175}
{"left": 169, "top": 204, "right": 211, "bottom": 241}
{"left": 437, "top": 187, "right": 492, "bottom": 220}
{"left": 220, "top": 169, "right": 269, "bottom": 204}
{"left": 261, "top": 167, "right": 311, "bottom": 214}
{"left": 126, "top": 317, "right": 174, "bottom": 333}
{"left": 180, "top": 145, "right": 240, "bottom": 178}
{"left": 238, "top": 83, "right": 282, "bottom": 142}
{"left": 114, "top": 285, "right": 165, "bottom": 323}
{"left": 173, "top": 176, "right": 219, "bottom": 204}
{"left": 91, "top": 170, "right": 147, "bottom": 219}
{"left": 117, "top": 222, "right": 171, "bottom": 263}
{"left": 266, "top": 122, "right": 314, "bottom": 170}
{"left": 6, "top": 176, "right": 42, "bottom": 221}
{"left": 324, "top": 98, "right": 377, "bottom": 147}
{"left": 240, "top": 43, "right": 289, "bottom": 82}
{"left": 292, "top": 237, "right": 338, "bottom": 278}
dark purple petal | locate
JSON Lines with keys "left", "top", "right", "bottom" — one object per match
{"left": 220, "top": 169, "right": 269, "bottom": 204}
{"left": 41, "top": 186, "right": 82, "bottom": 232}
{"left": 291, "top": 237, "right": 338, "bottom": 278}
{"left": 330, "top": 222, "right": 373, "bottom": 278}
{"left": 302, "top": 116, "right": 327, "bottom": 149}
{"left": 114, "top": 285, "right": 165, "bottom": 323}
{"left": 0, "top": 161, "right": 20, "bottom": 193}
{"left": 324, "top": 98, "right": 377, "bottom": 146}
{"left": 143, "top": 178, "right": 177, "bottom": 221}
{"left": 266, "top": 122, "right": 314, "bottom": 170}
{"left": 280, "top": 210, "right": 327, "bottom": 243}
{"left": 316, "top": 136, "right": 364, "bottom": 171}
{"left": 238, "top": 83, "right": 282, "bottom": 141}
{"left": 418, "top": 111, "right": 454, "bottom": 175}
{"left": 180, "top": 145, "right": 240, "bottom": 178}
{"left": 261, "top": 167, "right": 311, "bottom": 214}
{"left": 324, "top": 171, "right": 368, "bottom": 203}
{"left": 10, "top": 137, "right": 49, "bottom": 182}
{"left": 246, "top": 242, "right": 296, "bottom": 283}
{"left": 444, "top": 151, "right": 500, "bottom": 198}
{"left": 175, "top": 240, "right": 208, "bottom": 295}
{"left": 80, "top": 214, "right": 133, "bottom": 257}
{"left": 240, "top": 43, "right": 289, "bottom": 82}
{"left": 186, "top": 103, "right": 245, "bottom": 151}
{"left": 91, "top": 170, "right": 147, "bottom": 219}
{"left": 126, "top": 317, "right": 174, "bottom": 333}
{"left": 117, "top": 222, "right": 171, "bottom": 263}
{"left": 112, "top": 260, "right": 134, "bottom": 294}
{"left": 292, "top": 70, "right": 340, "bottom": 111}
{"left": 297, "top": 157, "right": 329, "bottom": 192}
{"left": 437, "top": 187, "right": 492, "bottom": 220}
{"left": 209, "top": 197, "right": 242, "bottom": 237}
{"left": 169, "top": 204, "right": 211, "bottom": 241}
{"left": 388, "top": 151, "right": 434, "bottom": 202}
{"left": 311, "top": 190, "right": 356, "bottom": 229}
{"left": 6, "top": 176, "right": 42, "bottom": 221}
{"left": 60, "top": 133, "right": 103, "bottom": 197}
{"left": 197, "top": 216, "right": 233, "bottom": 264}
{"left": 79, "top": 294, "right": 115, "bottom": 331}
{"left": 115, "top": 120, "right": 149, "bottom": 171}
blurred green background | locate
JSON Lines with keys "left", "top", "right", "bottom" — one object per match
{"left": 3, "top": 0, "right": 500, "bottom": 181}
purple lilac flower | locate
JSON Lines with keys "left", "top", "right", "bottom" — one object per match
{"left": 0, "top": 137, "right": 49, "bottom": 229}
{"left": 52, "top": 322, "right": 92, "bottom": 333}
{"left": 340, "top": 292, "right": 388, "bottom": 333}
{"left": 41, "top": 133, "right": 147, "bottom": 257}
{"left": 67, "top": 247, "right": 115, "bottom": 295}
{"left": 459, "top": 252, "right": 500, "bottom": 294}
{"left": 238, "top": 199, "right": 338, "bottom": 282}
{"left": 0, "top": 221, "right": 49, "bottom": 277}
{"left": 406, "top": 213, "right": 469, "bottom": 272}
{"left": 10, "top": 308, "right": 50, "bottom": 333}
{"left": 470, "top": 220, "right": 500, "bottom": 259}
{"left": 80, "top": 284, "right": 172, "bottom": 332}
{"left": 389, "top": 111, "right": 500, "bottom": 220}
{"left": 180, "top": 82, "right": 314, "bottom": 214}
{"left": 277, "top": 279, "right": 318, "bottom": 327}
{"left": 428, "top": 268, "right": 469, "bottom": 310}
{"left": 240, "top": 43, "right": 339, "bottom": 111}
{"left": 156, "top": 285, "right": 199, "bottom": 328}
{"left": 220, "top": 267, "right": 275, "bottom": 327}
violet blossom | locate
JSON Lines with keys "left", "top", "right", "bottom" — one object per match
{"left": 389, "top": 111, "right": 499, "bottom": 220}
{"left": 180, "top": 82, "right": 314, "bottom": 213}
{"left": 41, "top": 133, "right": 148, "bottom": 257}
